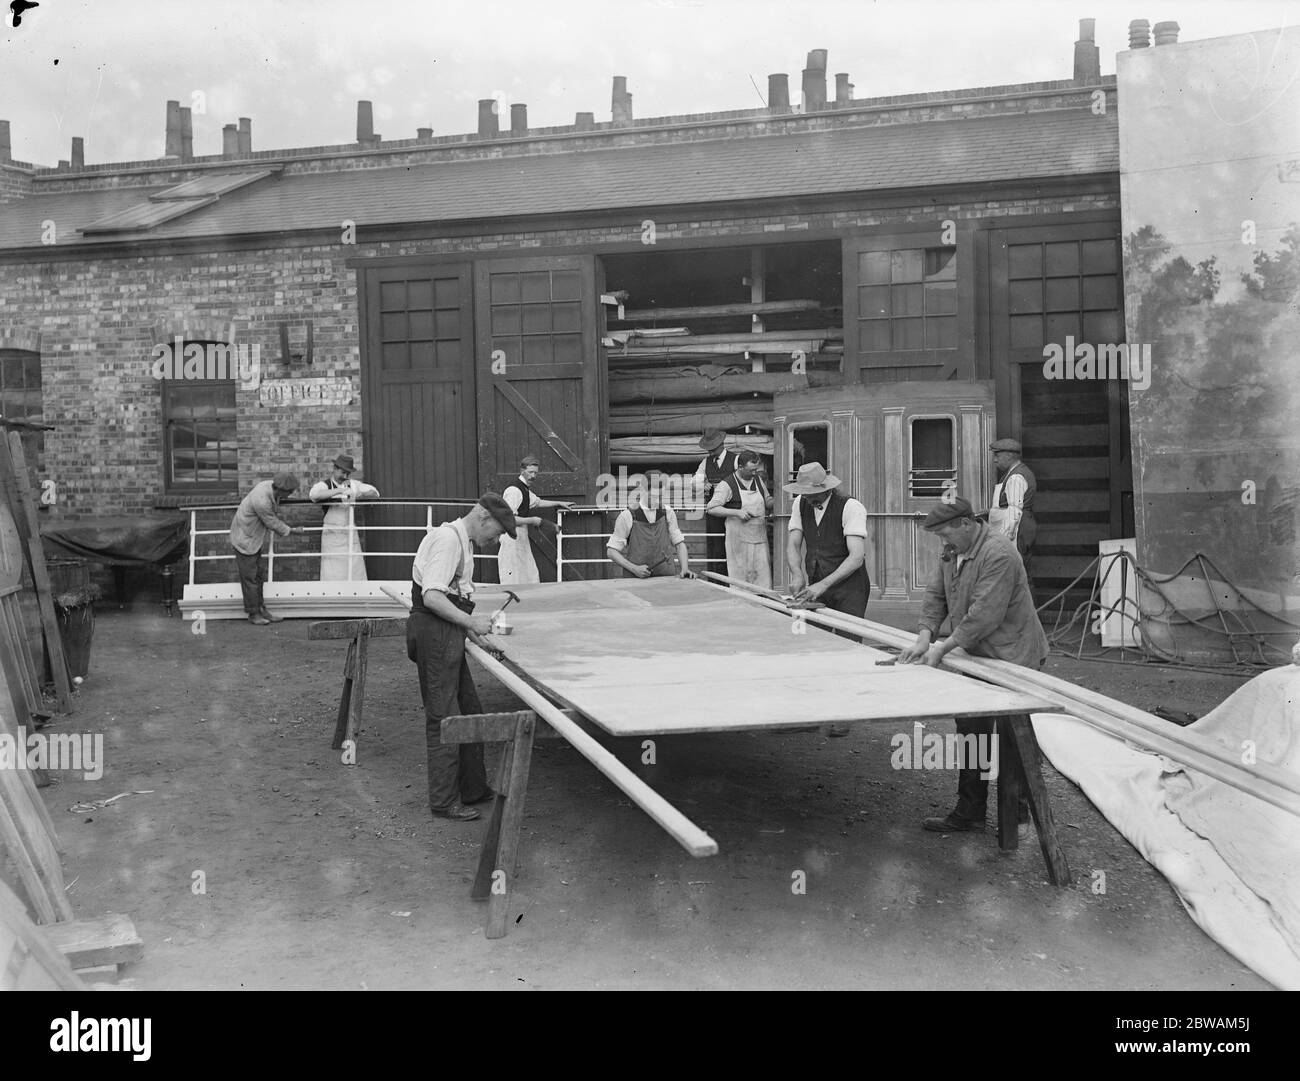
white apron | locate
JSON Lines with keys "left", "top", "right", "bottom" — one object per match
{"left": 724, "top": 481, "right": 772, "bottom": 589}
{"left": 318, "top": 480, "right": 377, "bottom": 581}
{"left": 497, "top": 524, "right": 540, "bottom": 584}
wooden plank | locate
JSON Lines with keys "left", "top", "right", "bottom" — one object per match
{"left": 997, "top": 715, "right": 1023, "bottom": 852}
{"left": 346, "top": 631, "right": 368, "bottom": 744}
{"left": 43, "top": 912, "right": 143, "bottom": 970}
{"left": 2, "top": 434, "right": 73, "bottom": 711}
{"left": 609, "top": 370, "right": 810, "bottom": 404}
{"left": 330, "top": 638, "right": 356, "bottom": 751}
{"left": 308, "top": 617, "right": 406, "bottom": 641}
{"left": 441, "top": 710, "right": 568, "bottom": 743}
{"left": 0, "top": 766, "right": 72, "bottom": 923}
{"left": 618, "top": 300, "right": 822, "bottom": 321}
{"left": 472, "top": 740, "right": 514, "bottom": 902}
{"left": 609, "top": 406, "right": 773, "bottom": 437}
{"left": 0, "top": 880, "right": 83, "bottom": 991}
{"left": 0, "top": 661, "right": 62, "bottom": 855}
{"left": 486, "top": 712, "right": 536, "bottom": 938}
{"left": 466, "top": 640, "right": 719, "bottom": 858}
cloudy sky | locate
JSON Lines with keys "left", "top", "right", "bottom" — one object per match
{"left": 1, "top": 0, "right": 1296, "bottom": 166}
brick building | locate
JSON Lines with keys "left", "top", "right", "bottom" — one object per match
{"left": 0, "top": 19, "right": 1137, "bottom": 607}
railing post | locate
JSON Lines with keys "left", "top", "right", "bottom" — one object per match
{"left": 188, "top": 509, "right": 197, "bottom": 586}
{"left": 345, "top": 502, "right": 355, "bottom": 582}
{"left": 267, "top": 532, "right": 275, "bottom": 583}
{"left": 556, "top": 508, "right": 564, "bottom": 581}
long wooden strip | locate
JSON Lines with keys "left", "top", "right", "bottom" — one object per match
{"left": 618, "top": 300, "right": 823, "bottom": 321}
{"left": 0, "top": 880, "right": 83, "bottom": 990}
{"left": 381, "top": 583, "right": 718, "bottom": 856}
{"left": 465, "top": 641, "right": 719, "bottom": 858}
{"left": 696, "top": 573, "right": 1300, "bottom": 818}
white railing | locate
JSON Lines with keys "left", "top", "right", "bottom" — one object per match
{"left": 554, "top": 505, "right": 730, "bottom": 574}
{"left": 185, "top": 499, "right": 481, "bottom": 585}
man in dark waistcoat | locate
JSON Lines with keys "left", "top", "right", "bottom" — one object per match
{"left": 406, "top": 493, "right": 515, "bottom": 822}
{"left": 784, "top": 462, "right": 871, "bottom": 618}
{"left": 693, "top": 428, "right": 740, "bottom": 576}
{"left": 987, "top": 438, "right": 1037, "bottom": 581}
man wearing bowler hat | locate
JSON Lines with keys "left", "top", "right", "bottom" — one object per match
{"left": 309, "top": 452, "right": 380, "bottom": 581}
{"left": 899, "top": 496, "right": 1047, "bottom": 833}
{"left": 406, "top": 493, "right": 514, "bottom": 822}
{"left": 987, "top": 438, "right": 1036, "bottom": 580}
{"left": 693, "top": 428, "right": 741, "bottom": 574}
{"left": 784, "top": 463, "right": 870, "bottom": 618}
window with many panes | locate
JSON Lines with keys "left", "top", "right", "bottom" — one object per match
{"left": 1007, "top": 239, "right": 1122, "bottom": 348}
{"left": 0, "top": 349, "right": 44, "bottom": 455}
{"left": 858, "top": 248, "right": 957, "bottom": 352}
{"left": 162, "top": 351, "right": 238, "bottom": 492}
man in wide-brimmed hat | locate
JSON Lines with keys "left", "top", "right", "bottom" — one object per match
{"left": 899, "top": 495, "right": 1047, "bottom": 833}
{"left": 309, "top": 452, "right": 380, "bottom": 582}
{"left": 784, "top": 462, "right": 870, "bottom": 618}
{"left": 693, "top": 428, "right": 741, "bottom": 573}
{"left": 406, "top": 493, "right": 516, "bottom": 822}
{"left": 986, "top": 438, "right": 1037, "bottom": 581}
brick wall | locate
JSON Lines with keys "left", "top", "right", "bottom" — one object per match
{"left": 5, "top": 189, "right": 1120, "bottom": 523}
{"left": 0, "top": 163, "right": 32, "bottom": 203}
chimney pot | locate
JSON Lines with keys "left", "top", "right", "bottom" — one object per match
{"left": 417, "top": 126, "right": 433, "bottom": 140}
{"left": 222, "top": 123, "right": 239, "bottom": 158}
{"left": 575, "top": 111, "right": 595, "bottom": 130}
{"left": 834, "top": 73, "right": 853, "bottom": 104}
{"left": 58, "top": 159, "right": 69, "bottom": 171}
{"left": 1129, "top": 19, "right": 1151, "bottom": 49}
{"left": 478, "top": 99, "right": 500, "bottom": 136}
{"left": 165, "top": 99, "right": 182, "bottom": 157}
{"left": 1153, "top": 20, "right": 1180, "bottom": 45}
{"left": 768, "top": 73, "right": 790, "bottom": 112}
{"left": 1074, "top": 19, "right": 1102, "bottom": 81}
{"left": 510, "top": 103, "right": 528, "bottom": 133}
{"left": 612, "top": 75, "right": 633, "bottom": 124}
{"left": 71, "top": 136, "right": 84, "bottom": 169}
{"left": 802, "top": 67, "right": 827, "bottom": 111}
{"left": 237, "top": 117, "right": 252, "bottom": 154}
{"left": 179, "top": 106, "right": 193, "bottom": 160}
{"left": 0, "top": 120, "right": 10, "bottom": 161}
{"left": 806, "top": 49, "right": 828, "bottom": 72}
{"left": 357, "top": 100, "right": 374, "bottom": 142}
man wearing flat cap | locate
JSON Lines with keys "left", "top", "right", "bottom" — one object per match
{"left": 406, "top": 493, "right": 514, "bottom": 821}
{"left": 899, "top": 495, "right": 1048, "bottom": 833}
{"left": 987, "top": 438, "right": 1036, "bottom": 580}
{"left": 309, "top": 452, "right": 380, "bottom": 582}
{"left": 693, "top": 428, "right": 741, "bottom": 573}
{"left": 784, "top": 463, "right": 871, "bottom": 618}
{"left": 229, "top": 472, "right": 307, "bottom": 625}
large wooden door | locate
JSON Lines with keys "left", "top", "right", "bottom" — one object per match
{"left": 986, "top": 219, "right": 1133, "bottom": 605}
{"left": 475, "top": 256, "right": 603, "bottom": 489}
{"left": 359, "top": 263, "right": 477, "bottom": 580}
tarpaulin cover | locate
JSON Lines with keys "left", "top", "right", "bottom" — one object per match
{"left": 1032, "top": 665, "right": 1300, "bottom": 990}
{"left": 40, "top": 515, "right": 189, "bottom": 567}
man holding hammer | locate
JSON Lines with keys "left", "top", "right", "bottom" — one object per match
{"left": 407, "top": 493, "right": 516, "bottom": 822}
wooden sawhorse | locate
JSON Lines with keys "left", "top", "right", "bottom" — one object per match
{"left": 441, "top": 708, "right": 577, "bottom": 939}
{"left": 307, "top": 617, "right": 407, "bottom": 750}
{"left": 990, "top": 713, "right": 1071, "bottom": 886}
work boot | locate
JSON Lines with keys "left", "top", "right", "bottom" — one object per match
{"left": 259, "top": 607, "right": 284, "bottom": 623}
{"left": 922, "top": 811, "right": 986, "bottom": 833}
{"left": 248, "top": 612, "right": 271, "bottom": 626}
{"left": 431, "top": 802, "right": 480, "bottom": 822}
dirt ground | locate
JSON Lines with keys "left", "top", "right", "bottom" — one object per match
{"left": 36, "top": 594, "right": 1274, "bottom": 991}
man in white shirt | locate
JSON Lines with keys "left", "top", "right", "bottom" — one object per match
{"left": 607, "top": 477, "right": 692, "bottom": 579}
{"left": 500, "top": 454, "right": 575, "bottom": 583}
{"left": 406, "top": 493, "right": 515, "bottom": 822}
{"left": 693, "top": 428, "right": 740, "bottom": 573}
{"left": 986, "top": 438, "right": 1037, "bottom": 580}
{"left": 706, "top": 449, "right": 773, "bottom": 589}
{"left": 784, "top": 462, "right": 870, "bottom": 618}
{"left": 309, "top": 452, "right": 380, "bottom": 581}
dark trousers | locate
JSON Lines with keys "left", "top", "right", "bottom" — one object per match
{"left": 406, "top": 610, "right": 490, "bottom": 812}
{"left": 953, "top": 661, "right": 1044, "bottom": 820}
{"left": 813, "top": 565, "right": 870, "bottom": 621}
{"left": 234, "top": 550, "right": 264, "bottom": 615}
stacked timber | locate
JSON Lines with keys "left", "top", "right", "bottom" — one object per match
{"left": 610, "top": 433, "right": 774, "bottom": 464}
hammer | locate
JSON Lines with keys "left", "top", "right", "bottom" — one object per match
{"left": 490, "top": 589, "right": 521, "bottom": 633}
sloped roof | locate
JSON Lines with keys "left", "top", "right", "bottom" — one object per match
{"left": 0, "top": 109, "right": 1118, "bottom": 251}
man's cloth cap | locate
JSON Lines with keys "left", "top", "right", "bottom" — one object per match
{"left": 922, "top": 496, "right": 975, "bottom": 530}
{"left": 272, "top": 472, "right": 299, "bottom": 492}
{"left": 989, "top": 438, "right": 1022, "bottom": 454}
{"left": 478, "top": 492, "right": 518, "bottom": 539}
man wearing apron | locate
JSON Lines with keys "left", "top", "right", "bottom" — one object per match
{"left": 606, "top": 481, "right": 692, "bottom": 579}
{"left": 500, "top": 454, "right": 575, "bottom": 584}
{"left": 407, "top": 493, "right": 515, "bottom": 821}
{"left": 706, "top": 449, "right": 773, "bottom": 589}
{"left": 309, "top": 452, "right": 380, "bottom": 582}
{"left": 987, "top": 438, "right": 1037, "bottom": 582}
{"left": 784, "top": 462, "right": 871, "bottom": 617}
{"left": 693, "top": 429, "right": 740, "bottom": 576}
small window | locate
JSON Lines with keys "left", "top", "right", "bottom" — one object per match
{"left": 909, "top": 416, "right": 955, "bottom": 498}
{"left": 162, "top": 360, "right": 238, "bottom": 492}
{"left": 858, "top": 247, "right": 957, "bottom": 354}
{"left": 790, "top": 422, "right": 829, "bottom": 481}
